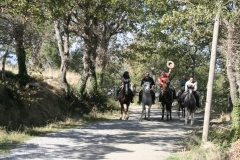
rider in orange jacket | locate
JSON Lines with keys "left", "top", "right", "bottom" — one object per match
{"left": 158, "top": 69, "right": 171, "bottom": 87}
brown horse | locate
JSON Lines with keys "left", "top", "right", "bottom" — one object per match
{"left": 159, "top": 81, "right": 173, "bottom": 120}
{"left": 118, "top": 83, "right": 132, "bottom": 120}
{"left": 177, "top": 88, "right": 185, "bottom": 118}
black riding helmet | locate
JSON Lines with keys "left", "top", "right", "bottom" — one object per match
{"left": 123, "top": 71, "right": 130, "bottom": 78}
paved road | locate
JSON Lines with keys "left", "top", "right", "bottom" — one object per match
{"left": 0, "top": 105, "right": 204, "bottom": 160}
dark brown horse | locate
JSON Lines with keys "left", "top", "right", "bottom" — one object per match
{"left": 177, "top": 88, "right": 185, "bottom": 118}
{"left": 160, "top": 81, "right": 173, "bottom": 120}
{"left": 118, "top": 83, "right": 132, "bottom": 120}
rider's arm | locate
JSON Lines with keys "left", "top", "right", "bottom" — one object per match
{"left": 121, "top": 77, "right": 125, "bottom": 86}
{"left": 166, "top": 70, "right": 171, "bottom": 77}
{"left": 185, "top": 81, "right": 188, "bottom": 92}
{"left": 158, "top": 77, "right": 163, "bottom": 86}
{"left": 194, "top": 82, "right": 198, "bottom": 91}
{"left": 141, "top": 79, "right": 144, "bottom": 86}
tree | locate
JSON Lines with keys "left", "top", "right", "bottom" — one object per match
{"left": 66, "top": 0, "right": 145, "bottom": 98}
{"left": 221, "top": 1, "right": 240, "bottom": 141}
{"left": 0, "top": 1, "right": 43, "bottom": 85}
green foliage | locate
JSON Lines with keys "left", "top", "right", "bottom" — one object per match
{"left": 68, "top": 48, "right": 83, "bottom": 72}
{"left": 41, "top": 40, "right": 61, "bottom": 68}
{"left": 211, "top": 71, "right": 230, "bottom": 113}
{"left": 70, "top": 89, "right": 116, "bottom": 115}
{"left": 231, "top": 97, "right": 240, "bottom": 142}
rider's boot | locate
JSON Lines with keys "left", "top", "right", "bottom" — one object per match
{"left": 151, "top": 91, "right": 155, "bottom": 104}
{"left": 158, "top": 93, "right": 162, "bottom": 102}
{"left": 137, "top": 91, "right": 142, "bottom": 104}
{"left": 131, "top": 97, "right": 134, "bottom": 103}
{"left": 152, "top": 97, "right": 155, "bottom": 104}
{"left": 137, "top": 96, "right": 141, "bottom": 104}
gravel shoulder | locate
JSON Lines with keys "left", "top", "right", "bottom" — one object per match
{"left": 0, "top": 104, "right": 204, "bottom": 160}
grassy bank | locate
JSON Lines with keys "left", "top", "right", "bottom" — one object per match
{"left": 0, "top": 67, "right": 119, "bottom": 153}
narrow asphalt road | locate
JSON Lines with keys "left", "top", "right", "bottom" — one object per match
{"left": 0, "top": 104, "right": 204, "bottom": 160}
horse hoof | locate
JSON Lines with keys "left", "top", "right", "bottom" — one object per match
{"left": 148, "top": 119, "right": 150, "bottom": 121}
{"left": 119, "top": 117, "right": 122, "bottom": 120}
{"left": 126, "top": 117, "right": 129, "bottom": 120}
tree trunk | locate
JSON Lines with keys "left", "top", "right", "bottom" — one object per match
{"left": 54, "top": 20, "right": 70, "bottom": 96}
{"left": 96, "top": 35, "right": 109, "bottom": 89}
{"left": 78, "top": 45, "right": 98, "bottom": 96}
{"left": 1, "top": 46, "right": 9, "bottom": 81}
{"left": 14, "top": 23, "right": 28, "bottom": 85}
{"left": 223, "top": 17, "right": 240, "bottom": 141}
{"left": 77, "top": 18, "right": 98, "bottom": 97}
{"left": 224, "top": 21, "right": 237, "bottom": 104}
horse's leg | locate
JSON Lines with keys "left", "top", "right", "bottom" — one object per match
{"left": 123, "top": 104, "right": 127, "bottom": 120}
{"left": 161, "top": 104, "right": 164, "bottom": 120}
{"left": 139, "top": 104, "right": 144, "bottom": 121}
{"left": 185, "top": 110, "right": 189, "bottom": 125}
{"left": 178, "top": 104, "right": 180, "bottom": 118}
{"left": 141, "top": 103, "right": 146, "bottom": 120}
{"left": 147, "top": 106, "right": 150, "bottom": 121}
{"left": 169, "top": 104, "right": 172, "bottom": 121}
{"left": 167, "top": 109, "right": 169, "bottom": 120}
{"left": 126, "top": 105, "right": 129, "bottom": 120}
{"left": 190, "top": 112, "right": 194, "bottom": 126}
{"left": 183, "top": 107, "right": 185, "bottom": 118}
{"left": 144, "top": 106, "right": 147, "bottom": 120}
{"left": 182, "top": 107, "right": 184, "bottom": 118}
{"left": 120, "top": 104, "right": 123, "bottom": 120}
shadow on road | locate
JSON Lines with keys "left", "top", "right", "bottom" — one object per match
{"left": 1, "top": 105, "right": 204, "bottom": 160}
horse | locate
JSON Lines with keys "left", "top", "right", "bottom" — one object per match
{"left": 159, "top": 81, "right": 173, "bottom": 120}
{"left": 139, "top": 82, "right": 152, "bottom": 121}
{"left": 184, "top": 85, "right": 196, "bottom": 126}
{"left": 177, "top": 88, "right": 185, "bottom": 118}
{"left": 118, "top": 83, "right": 132, "bottom": 120}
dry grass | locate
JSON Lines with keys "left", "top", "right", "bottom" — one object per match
{"left": 2, "top": 64, "right": 81, "bottom": 87}
{"left": 29, "top": 68, "right": 81, "bottom": 88}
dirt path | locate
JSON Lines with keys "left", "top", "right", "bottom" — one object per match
{"left": 0, "top": 105, "right": 204, "bottom": 160}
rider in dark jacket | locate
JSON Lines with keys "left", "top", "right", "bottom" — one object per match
{"left": 116, "top": 71, "right": 134, "bottom": 103}
{"left": 137, "top": 72, "right": 155, "bottom": 104}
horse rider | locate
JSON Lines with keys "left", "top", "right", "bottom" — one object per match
{"left": 158, "top": 68, "right": 171, "bottom": 89}
{"left": 178, "top": 75, "right": 188, "bottom": 97}
{"left": 116, "top": 71, "right": 134, "bottom": 103}
{"left": 180, "top": 75, "right": 188, "bottom": 89}
{"left": 180, "top": 76, "right": 200, "bottom": 108}
{"left": 137, "top": 72, "right": 155, "bottom": 104}
{"left": 158, "top": 68, "right": 177, "bottom": 101}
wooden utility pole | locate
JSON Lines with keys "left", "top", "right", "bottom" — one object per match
{"left": 202, "top": 14, "right": 220, "bottom": 143}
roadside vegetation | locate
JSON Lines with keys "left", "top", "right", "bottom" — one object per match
{"left": 0, "top": 67, "right": 119, "bottom": 153}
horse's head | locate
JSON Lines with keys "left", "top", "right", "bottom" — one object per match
{"left": 187, "top": 84, "right": 194, "bottom": 94}
{"left": 142, "top": 82, "right": 151, "bottom": 93}
{"left": 185, "top": 84, "right": 196, "bottom": 109}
